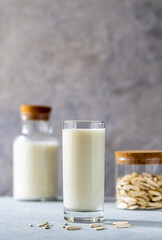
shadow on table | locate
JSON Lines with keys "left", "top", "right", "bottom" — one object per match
{"left": 103, "top": 219, "right": 162, "bottom": 228}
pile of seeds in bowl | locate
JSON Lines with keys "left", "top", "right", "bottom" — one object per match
{"left": 116, "top": 172, "right": 162, "bottom": 209}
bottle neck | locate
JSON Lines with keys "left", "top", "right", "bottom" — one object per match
{"left": 21, "top": 119, "right": 50, "bottom": 135}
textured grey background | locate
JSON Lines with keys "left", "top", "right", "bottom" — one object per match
{"left": 0, "top": 0, "right": 162, "bottom": 197}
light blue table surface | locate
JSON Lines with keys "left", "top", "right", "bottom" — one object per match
{"left": 0, "top": 197, "right": 162, "bottom": 240}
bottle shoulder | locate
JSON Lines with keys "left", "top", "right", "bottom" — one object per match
{"left": 13, "top": 133, "right": 59, "bottom": 145}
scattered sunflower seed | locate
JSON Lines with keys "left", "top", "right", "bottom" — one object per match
{"left": 66, "top": 226, "right": 82, "bottom": 231}
{"left": 113, "top": 221, "right": 129, "bottom": 225}
{"left": 115, "top": 223, "right": 131, "bottom": 228}
{"left": 95, "top": 226, "right": 106, "bottom": 231}
{"left": 45, "top": 224, "right": 50, "bottom": 229}
{"left": 89, "top": 223, "right": 102, "bottom": 228}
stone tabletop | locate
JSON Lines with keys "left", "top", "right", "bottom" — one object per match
{"left": 0, "top": 197, "right": 162, "bottom": 240}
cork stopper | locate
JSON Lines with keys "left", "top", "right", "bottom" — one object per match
{"left": 20, "top": 105, "right": 52, "bottom": 120}
{"left": 115, "top": 150, "right": 162, "bottom": 165}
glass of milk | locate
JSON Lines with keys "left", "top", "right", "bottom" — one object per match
{"left": 13, "top": 105, "right": 59, "bottom": 201}
{"left": 63, "top": 120, "right": 105, "bottom": 222}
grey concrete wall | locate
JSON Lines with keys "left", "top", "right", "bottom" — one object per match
{"left": 0, "top": 0, "right": 162, "bottom": 197}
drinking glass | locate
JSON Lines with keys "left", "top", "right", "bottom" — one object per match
{"left": 63, "top": 120, "right": 105, "bottom": 222}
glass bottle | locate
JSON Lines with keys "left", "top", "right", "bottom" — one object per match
{"left": 13, "top": 105, "right": 58, "bottom": 201}
{"left": 115, "top": 150, "right": 162, "bottom": 210}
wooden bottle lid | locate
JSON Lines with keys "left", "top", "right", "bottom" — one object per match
{"left": 115, "top": 150, "right": 162, "bottom": 165}
{"left": 20, "top": 105, "right": 52, "bottom": 120}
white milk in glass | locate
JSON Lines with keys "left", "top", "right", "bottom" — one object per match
{"left": 63, "top": 129, "right": 105, "bottom": 211}
{"left": 13, "top": 138, "right": 58, "bottom": 200}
